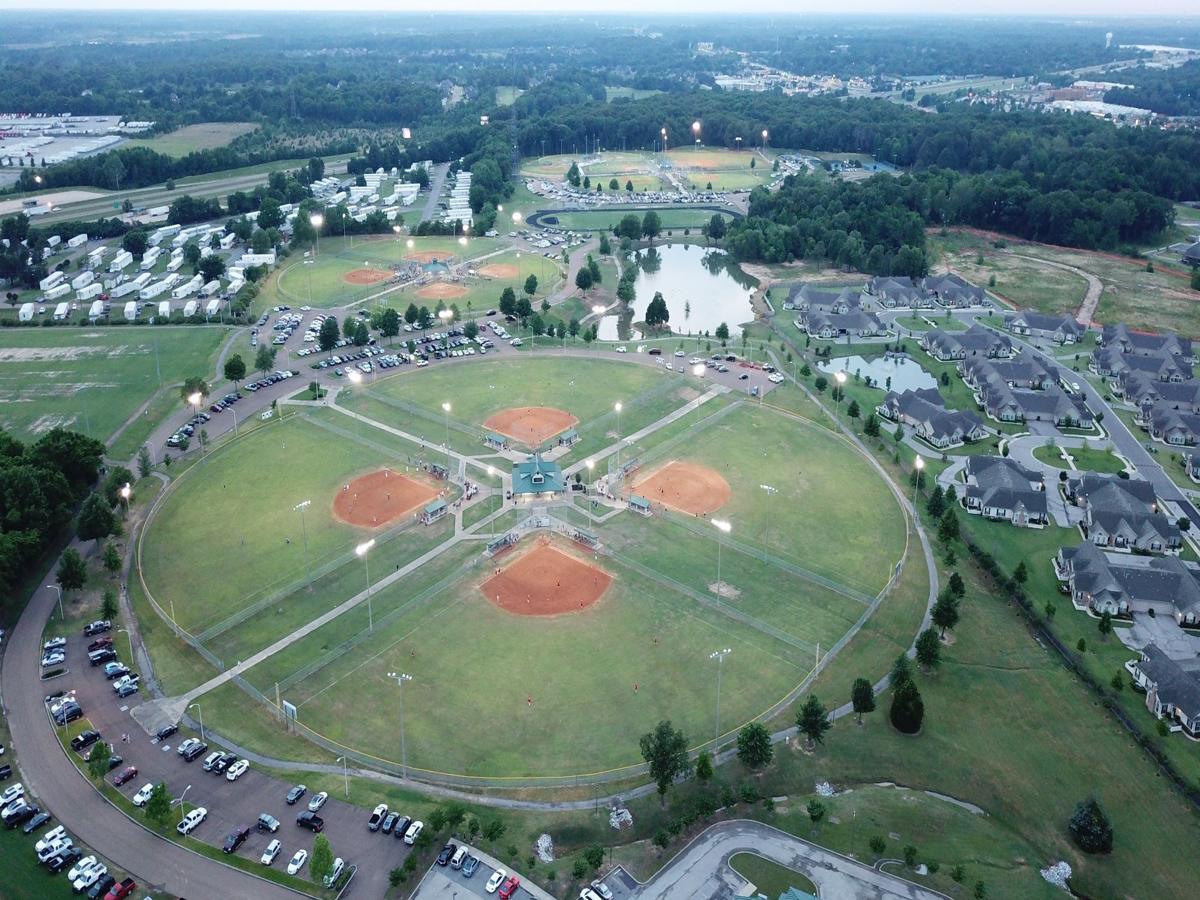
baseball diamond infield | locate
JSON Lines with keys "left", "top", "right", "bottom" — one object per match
{"left": 415, "top": 282, "right": 470, "bottom": 300}
{"left": 483, "top": 406, "right": 579, "bottom": 446}
{"left": 343, "top": 268, "right": 392, "bottom": 285}
{"left": 331, "top": 469, "right": 441, "bottom": 528}
{"left": 481, "top": 540, "right": 612, "bottom": 615}
{"left": 405, "top": 250, "right": 453, "bottom": 263}
{"left": 478, "top": 263, "right": 520, "bottom": 278}
{"left": 631, "top": 460, "right": 731, "bottom": 516}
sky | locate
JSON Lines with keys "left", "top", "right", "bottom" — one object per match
{"left": 2, "top": 1, "right": 1198, "bottom": 15}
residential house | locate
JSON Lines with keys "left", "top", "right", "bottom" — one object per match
{"left": 1186, "top": 452, "right": 1200, "bottom": 483}
{"left": 1101, "top": 324, "right": 1193, "bottom": 362}
{"left": 1182, "top": 242, "right": 1200, "bottom": 269}
{"left": 1054, "top": 541, "right": 1200, "bottom": 622}
{"left": 1121, "top": 372, "right": 1200, "bottom": 420}
{"left": 864, "top": 276, "right": 932, "bottom": 309}
{"left": 1092, "top": 345, "right": 1193, "bottom": 382}
{"left": 1130, "top": 645, "right": 1200, "bottom": 739}
{"left": 800, "top": 308, "right": 888, "bottom": 339}
{"left": 875, "top": 388, "right": 987, "bottom": 449}
{"left": 923, "top": 273, "right": 987, "bottom": 308}
{"left": 1005, "top": 310, "right": 1087, "bottom": 344}
{"left": 959, "top": 351, "right": 1056, "bottom": 391}
{"left": 787, "top": 284, "right": 863, "bottom": 314}
{"left": 1148, "top": 406, "right": 1200, "bottom": 446}
{"left": 1065, "top": 473, "right": 1181, "bottom": 553}
{"left": 920, "top": 324, "right": 1013, "bottom": 362}
{"left": 967, "top": 357, "right": 1093, "bottom": 427}
{"left": 962, "top": 455, "right": 1048, "bottom": 527}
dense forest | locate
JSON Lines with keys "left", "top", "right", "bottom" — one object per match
{"left": 1106, "top": 61, "right": 1200, "bottom": 117}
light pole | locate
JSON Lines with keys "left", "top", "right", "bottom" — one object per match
{"left": 692, "top": 120, "right": 701, "bottom": 151}
{"left": 661, "top": 127, "right": 668, "bottom": 154}
{"left": 335, "top": 755, "right": 350, "bottom": 798}
{"left": 614, "top": 402, "right": 623, "bottom": 471}
{"left": 118, "top": 482, "right": 131, "bottom": 517}
{"left": 356, "top": 539, "right": 375, "bottom": 632}
{"left": 393, "top": 225, "right": 402, "bottom": 258}
{"left": 187, "top": 391, "right": 203, "bottom": 419}
{"left": 735, "top": 136, "right": 742, "bottom": 152}
{"left": 293, "top": 500, "right": 311, "bottom": 578}
{"left": 913, "top": 456, "right": 925, "bottom": 511}
{"left": 45, "top": 584, "right": 63, "bottom": 621}
{"left": 310, "top": 214, "right": 324, "bottom": 259}
{"left": 834, "top": 370, "right": 847, "bottom": 417}
{"left": 761, "top": 129, "right": 769, "bottom": 150}
{"left": 441, "top": 402, "right": 452, "bottom": 473}
{"left": 759, "top": 483, "right": 778, "bottom": 550}
{"left": 709, "top": 648, "right": 732, "bottom": 745}
{"left": 439, "top": 308, "right": 453, "bottom": 353}
{"left": 712, "top": 518, "right": 731, "bottom": 607}
{"left": 187, "top": 702, "right": 204, "bottom": 742}
{"left": 386, "top": 672, "right": 414, "bottom": 778}
{"left": 176, "top": 784, "right": 192, "bottom": 814}
{"left": 487, "top": 465, "right": 497, "bottom": 537}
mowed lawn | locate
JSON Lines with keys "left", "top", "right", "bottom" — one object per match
{"left": 0, "top": 326, "right": 229, "bottom": 444}
{"left": 121, "top": 122, "right": 258, "bottom": 157}
{"left": 140, "top": 409, "right": 429, "bottom": 635}
{"left": 258, "top": 544, "right": 809, "bottom": 776}
{"left": 649, "top": 404, "right": 907, "bottom": 596}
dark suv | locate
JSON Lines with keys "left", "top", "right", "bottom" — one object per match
{"left": 182, "top": 742, "right": 208, "bottom": 763}
{"left": 211, "top": 752, "right": 237, "bottom": 775}
{"left": 70, "top": 730, "right": 101, "bottom": 752}
{"left": 222, "top": 826, "right": 250, "bottom": 854}
{"left": 296, "top": 811, "right": 324, "bottom": 833}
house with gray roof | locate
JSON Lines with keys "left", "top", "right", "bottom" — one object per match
{"left": 1148, "top": 405, "right": 1200, "bottom": 446}
{"left": 1121, "top": 373, "right": 1200, "bottom": 421}
{"left": 1054, "top": 541, "right": 1200, "bottom": 622}
{"left": 786, "top": 283, "right": 863, "bottom": 314}
{"left": 799, "top": 308, "right": 888, "bottom": 339}
{"left": 962, "top": 455, "right": 1047, "bottom": 527}
{"left": 1183, "top": 242, "right": 1200, "bottom": 269}
{"left": 959, "top": 351, "right": 1056, "bottom": 391}
{"left": 923, "top": 273, "right": 986, "bottom": 308}
{"left": 1005, "top": 310, "right": 1087, "bottom": 344}
{"left": 864, "top": 276, "right": 932, "bottom": 309}
{"left": 875, "top": 388, "right": 986, "bottom": 449}
{"left": 1093, "top": 346, "right": 1193, "bottom": 383}
{"left": 1065, "top": 473, "right": 1181, "bottom": 553}
{"left": 920, "top": 324, "right": 1013, "bottom": 362}
{"left": 1186, "top": 452, "right": 1200, "bottom": 483}
{"left": 1101, "top": 324, "right": 1193, "bottom": 362}
{"left": 967, "top": 360, "right": 1093, "bottom": 428}
{"left": 1130, "top": 645, "right": 1200, "bottom": 739}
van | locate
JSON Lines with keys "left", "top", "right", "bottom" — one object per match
{"left": 450, "top": 845, "right": 469, "bottom": 870}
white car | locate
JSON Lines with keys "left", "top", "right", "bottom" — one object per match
{"left": 307, "top": 791, "right": 327, "bottom": 812}
{"left": 43, "top": 637, "right": 67, "bottom": 651}
{"left": 674, "top": 350, "right": 685, "bottom": 357}
{"left": 486, "top": 868, "right": 507, "bottom": 893}
{"left": 35, "top": 824, "right": 67, "bottom": 853}
{"left": 68, "top": 855, "right": 97, "bottom": 882}
{"left": 37, "top": 837, "right": 72, "bottom": 863}
{"left": 131, "top": 783, "right": 155, "bottom": 807}
{"left": 41, "top": 651, "right": 65, "bottom": 667}
{"left": 287, "top": 849, "right": 308, "bottom": 875}
{"left": 261, "top": 839, "right": 281, "bottom": 866}
{"left": 73, "top": 863, "right": 107, "bottom": 893}
{"left": 591, "top": 881, "right": 615, "bottom": 900}
{"left": 403, "top": 820, "right": 423, "bottom": 845}
{"left": 580, "top": 890, "right": 603, "bottom": 900}
{"left": 689, "top": 357, "right": 702, "bottom": 365}
{"left": 614, "top": 346, "right": 626, "bottom": 353}
{"left": 225, "top": 759, "right": 249, "bottom": 781}
{"left": 176, "top": 738, "right": 199, "bottom": 756}
{"left": 323, "top": 857, "right": 346, "bottom": 888}
{"left": 176, "top": 807, "right": 207, "bottom": 835}
{"left": 0, "top": 783, "right": 24, "bottom": 806}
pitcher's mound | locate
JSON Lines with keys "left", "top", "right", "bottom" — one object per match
{"left": 479, "top": 263, "right": 520, "bottom": 279}
{"left": 481, "top": 542, "right": 611, "bottom": 616}
{"left": 344, "top": 268, "right": 391, "bottom": 285}
{"left": 632, "top": 461, "right": 731, "bottom": 516}
{"left": 416, "top": 282, "right": 469, "bottom": 300}
{"left": 484, "top": 406, "right": 578, "bottom": 446}
{"left": 332, "top": 469, "right": 440, "bottom": 529}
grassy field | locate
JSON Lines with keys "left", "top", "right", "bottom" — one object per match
{"left": 728, "top": 852, "right": 818, "bottom": 897}
{"left": 121, "top": 122, "right": 258, "bottom": 157}
{"left": 536, "top": 208, "right": 734, "bottom": 233}
{"left": 494, "top": 85, "right": 524, "bottom": 106}
{"left": 893, "top": 313, "right": 966, "bottom": 333}
{"left": 0, "top": 326, "right": 230, "bottom": 445}
{"left": 663, "top": 147, "right": 777, "bottom": 191}
{"left": 605, "top": 86, "right": 665, "bottom": 101}
{"left": 1032, "top": 443, "right": 1126, "bottom": 474}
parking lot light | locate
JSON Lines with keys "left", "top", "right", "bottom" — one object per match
{"left": 187, "top": 702, "right": 204, "bottom": 742}
{"left": 293, "top": 500, "right": 312, "bottom": 577}
{"left": 356, "top": 539, "right": 376, "bottom": 631}
{"left": 708, "top": 648, "right": 732, "bottom": 744}
{"left": 913, "top": 455, "right": 925, "bottom": 511}
{"left": 346, "top": 368, "right": 362, "bottom": 385}
{"left": 712, "top": 519, "right": 732, "bottom": 610}
{"left": 441, "top": 402, "right": 452, "bottom": 471}
{"left": 386, "top": 673, "right": 414, "bottom": 778}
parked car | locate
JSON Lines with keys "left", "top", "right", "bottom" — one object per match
{"left": 84, "top": 621, "right": 112, "bottom": 636}
{"left": 499, "top": 875, "right": 521, "bottom": 900}
{"left": 402, "top": 820, "right": 423, "bottom": 845}
{"left": 176, "top": 807, "right": 207, "bottom": 835}
{"left": 87, "top": 873, "right": 116, "bottom": 900}
{"left": 222, "top": 826, "right": 250, "bottom": 854}
{"left": 580, "top": 890, "right": 603, "bottom": 900}
{"left": 225, "top": 759, "right": 249, "bottom": 781}
{"left": 322, "top": 857, "right": 346, "bottom": 889}
{"left": 486, "top": 869, "right": 508, "bottom": 894}
{"left": 591, "top": 880, "right": 614, "bottom": 900}
{"left": 36, "top": 837, "right": 71, "bottom": 863}
{"left": 286, "top": 849, "right": 308, "bottom": 875}
{"left": 201, "top": 751, "right": 222, "bottom": 772}
{"left": 367, "top": 802, "right": 388, "bottom": 831}
{"left": 296, "top": 811, "right": 324, "bottom": 833}
{"left": 73, "top": 862, "right": 107, "bottom": 894}
{"left": 41, "top": 651, "right": 65, "bottom": 668}
{"left": 103, "top": 877, "right": 137, "bottom": 900}
{"left": 0, "top": 783, "right": 24, "bottom": 807}
{"left": 182, "top": 742, "right": 208, "bottom": 763}
{"left": 87, "top": 637, "right": 113, "bottom": 653}
{"left": 436, "top": 843, "right": 456, "bottom": 866}
{"left": 112, "top": 766, "right": 138, "bottom": 787}
{"left": 261, "top": 839, "right": 281, "bottom": 865}
{"left": 102, "top": 663, "right": 129, "bottom": 681}
{"left": 88, "top": 649, "right": 116, "bottom": 667}
{"left": 307, "top": 791, "right": 327, "bottom": 813}
{"left": 392, "top": 814, "right": 412, "bottom": 840}
{"left": 462, "top": 855, "right": 480, "bottom": 878}
{"left": 70, "top": 731, "right": 101, "bottom": 753}
{"left": 131, "top": 783, "right": 154, "bottom": 807}
{"left": 43, "top": 637, "right": 67, "bottom": 652}
{"left": 115, "top": 682, "right": 138, "bottom": 699}
{"left": 381, "top": 812, "right": 398, "bottom": 834}
{"left": 155, "top": 724, "right": 178, "bottom": 741}
{"left": 35, "top": 824, "right": 67, "bottom": 852}
{"left": 285, "top": 784, "right": 306, "bottom": 805}
{"left": 211, "top": 753, "right": 236, "bottom": 775}
{"left": 46, "top": 846, "right": 83, "bottom": 873}
{"left": 68, "top": 856, "right": 98, "bottom": 883}
{"left": 3, "top": 802, "right": 38, "bottom": 828}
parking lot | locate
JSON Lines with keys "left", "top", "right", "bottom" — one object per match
{"left": 410, "top": 843, "right": 555, "bottom": 900}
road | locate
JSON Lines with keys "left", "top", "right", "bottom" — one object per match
{"left": 627, "top": 820, "right": 948, "bottom": 900}
{"left": 418, "top": 163, "right": 450, "bottom": 224}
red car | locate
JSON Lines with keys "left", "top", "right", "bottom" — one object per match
{"left": 104, "top": 878, "right": 137, "bottom": 900}
{"left": 498, "top": 876, "right": 520, "bottom": 900}
{"left": 113, "top": 766, "right": 138, "bottom": 787}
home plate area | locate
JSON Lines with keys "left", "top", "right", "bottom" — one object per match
{"left": 481, "top": 539, "right": 611, "bottom": 616}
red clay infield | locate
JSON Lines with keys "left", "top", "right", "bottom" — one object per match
{"left": 481, "top": 541, "right": 612, "bottom": 616}
{"left": 415, "top": 282, "right": 469, "bottom": 300}
{"left": 483, "top": 406, "right": 578, "bottom": 446}
{"left": 478, "top": 263, "right": 519, "bottom": 278}
{"left": 343, "top": 268, "right": 391, "bottom": 285}
{"left": 332, "top": 469, "right": 440, "bottom": 529}
{"left": 631, "top": 461, "right": 731, "bottom": 516}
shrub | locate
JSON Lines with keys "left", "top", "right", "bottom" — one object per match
{"left": 1069, "top": 797, "right": 1114, "bottom": 854}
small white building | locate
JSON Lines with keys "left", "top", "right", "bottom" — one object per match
{"left": 183, "top": 299, "right": 198, "bottom": 317}
{"left": 44, "top": 283, "right": 71, "bottom": 301}
{"left": 77, "top": 283, "right": 103, "bottom": 301}
{"left": 109, "top": 250, "right": 133, "bottom": 273}
{"left": 67, "top": 233, "right": 88, "bottom": 249}
{"left": 124, "top": 301, "right": 138, "bottom": 321}
{"left": 158, "top": 300, "right": 171, "bottom": 318}
{"left": 18, "top": 302, "right": 35, "bottom": 321}
{"left": 88, "top": 299, "right": 105, "bottom": 320}
{"left": 204, "top": 297, "right": 221, "bottom": 317}
{"left": 70, "top": 270, "right": 95, "bottom": 291}
{"left": 53, "top": 301, "right": 70, "bottom": 320}
{"left": 39, "top": 271, "right": 65, "bottom": 292}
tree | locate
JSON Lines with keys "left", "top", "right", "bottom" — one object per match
{"left": 736, "top": 722, "right": 774, "bottom": 770}
{"left": 318, "top": 316, "right": 340, "bottom": 354}
{"left": 102, "top": 153, "right": 126, "bottom": 190}
{"left": 482, "top": 818, "right": 506, "bottom": 843}
{"left": 641, "top": 210, "right": 662, "bottom": 244}
{"left": 639, "top": 720, "right": 690, "bottom": 805}
{"left": 915, "top": 628, "right": 941, "bottom": 669}
{"left": 847, "top": 399, "right": 860, "bottom": 418}
{"left": 869, "top": 835, "right": 886, "bottom": 856}
{"left": 1098, "top": 611, "right": 1114, "bottom": 638}
{"left": 616, "top": 213, "right": 641, "bottom": 241}
{"left": 931, "top": 591, "right": 960, "bottom": 637}
{"left": 695, "top": 749, "right": 713, "bottom": 783}
{"left": 404, "top": 303, "right": 419, "bottom": 328}
{"left": 938, "top": 508, "right": 960, "bottom": 543}
{"left": 78, "top": 493, "right": 117, "bottom": 546}
{"left": 145, "top": 782, "right": 172, "bottom": 830}
{"left": 1069, "top": 797, "right": 1114, "bottom": 854}
{"left": 926, "top": 485, "right": 945, "bottom": 518}
{"left": 625, "top": 179, "right": 634, "bottom": 193}
{"left": 598, "top": 233, "right": 611, "bottom": 255}
{"left": 311, "top": 834, "right": 334, "bottom": 883}
{"left": 464, "top": 320, "right": 479, "bottom": 341}
{"left": 254, "top": 345, "right": 278, "bottom": 377}
{"left": 102, "top": 543, "right": 121, "bottom": 577}
{"left": 523, "top": 274, "right": 538, "bottom": 298}
{"left": 864, "top": 413, "right": 880, "bottom": 438}
{"left": 645, "top": 292, "right": 671, "bottom": 330}
{"left": 180, "top": 376, "right": 209, "bottom": 406}
{"left": 795, "top": 694, "right": 830, "bottom": 748}
{"left": 198, "top": 255, "right": 226, "bottom": 283}
{"left": 87, "top": 740, "right": 111, "bottom": 780}
{"left": 499, "top": 286, "right": 517, "bottom": 318}
{"left": 715, "top": 322, "right": 730, "bottom": 343}
{"left": 706, "top": 214, "right": 727, "bottom": 243}
{"left": 806, "top": 799, "right": 826, "bottom": 826}
{"left": 121, "top": 229, "right": 148, "bottom": 258}
{"left": 182, "top": 240, "right": 201, "bottom": 270}
{"left": 948, "top": 571, "right": 966, "bottom": 598}
{"left": 575, "top": 267, "right": 593, "bottom": 291}
{"left": 380, "top": 308, "right": 401, "bottom": 343}
{"left": 1013, "top": 561, "right": 1028, "bottom": 585}
{"left": 353, "top": 320, "right": 369, "bottom": 347}
{"left": 890, "top": 652, "right": 914, "bottom": 690}
{"left": 223, "top": 353, "right": 246, "bottom": 386}
{"left": 851, "top": 677, "right": 876, "bottom": 723}
{"left": 890, "top": 679, "right": 925, "bottom": 734}
{"left": 100, "top": 587, "right": 119, "bottom": 621}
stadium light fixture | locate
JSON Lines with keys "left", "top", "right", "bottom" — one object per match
{"left": 346, "top": 369, "right": 362, "bottom": 384}
{"left": 512, "top": 211, "right": 522, "bottom": 224}
{"left": 357, "top": 539, "right": 376, "bottom": 631}
{"left": 386, "top": 672, "right": 415, "bottom": 778}
{"left": 692, "top": 363, "right": 705, "bottom": 377}
{"left": 711, "top": 519, "right": 732, "bottom": 610}
{"left": 293, "top": 499, "right": 311, "bottom": 572}
{"left": 912, "top": 455, "right": 925, "bottom": 510}
{"left": 708, "top": 648, "right": 733, "bottom": 744}
{"left": 406, "top": 238, "right": 415, "bottom": 249}
{"left": 834, "top": 370, "right": 847, "bottom": 417}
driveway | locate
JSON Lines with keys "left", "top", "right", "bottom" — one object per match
{"left": 627, "top": 820, "right": 947, "bottom": 900}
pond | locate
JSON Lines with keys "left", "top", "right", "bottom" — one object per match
{"left": 595, "top": 243, "right": 756, "bottom": 342}
{"left": 818, "top": 354, "right": 937, "bottom": 393}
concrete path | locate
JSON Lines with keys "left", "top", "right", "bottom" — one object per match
{"left": 627, "top": 820, "right": 948, "bottom": 900}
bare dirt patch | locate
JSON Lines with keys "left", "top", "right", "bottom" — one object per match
{"left": 478, "top": 263, "right": 520, "bottom": 279}
{"left": 483, "top": 406, "right": 578, "bottom": 446}
{"left": 631, "top": 460, "right": 731, "bottom": 516}
{"left": 405, "top": 251, "right": 452, "bottom": 264}
{"left": 480, "top": 539, "right": 612, "bottom": 616}
{"left": 331, "top": 468, "right": 441, "bottom": 529}
{"left": 343, "top": 268, "right": 392, "bottom": 286}
{"left": 415, "top": 282, "right": 470, "bottom": 300}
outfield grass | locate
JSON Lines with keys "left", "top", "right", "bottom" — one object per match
{"left": 121, "top": 122, "right": 258, "bottom": 157}
{"left": 0, "top": 326, "right": 230, "bottom": 445}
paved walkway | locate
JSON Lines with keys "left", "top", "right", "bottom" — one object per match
{"left": 627, "top": 820, "right": 948, "bottom": 900}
